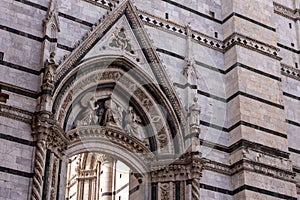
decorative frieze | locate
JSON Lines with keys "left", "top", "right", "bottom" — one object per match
{"left": 223, "top": 33, "right": 281, "bottom": 60}
{"left": 83, "top": 0, "right": 116, "bottom": 10}
{"left": 138, "top": 11, "right": 281, "bottom": 60}
{"left": 274, "top": 2, "right": 300, "bottom": 21}
{"left": 281, "top": 63, "right": 300, "bottom": 81}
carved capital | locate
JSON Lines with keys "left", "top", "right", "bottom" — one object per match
{"left": 32, "top": 111, "right": 68, "bottom": 157}
{"left": 150, "top": 152, "right": 205, "bottom": 183}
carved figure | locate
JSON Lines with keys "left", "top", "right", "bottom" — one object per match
{"left": 124, "top": 106, "right": 141, "bottom": 138}
{"left": 78, "top": 96, "right": 99, "bottom": 126}
{"left": 103, "top": 99, "right": 115, "bottom": 125}
{"left": 189, "top": 97, "right": 201, "bottom": 127}
{"left": 43, "top": 52, "right": 56, "bottom": 84}
{"left": 112, "top": 103, "right": 123, "bottom": 128}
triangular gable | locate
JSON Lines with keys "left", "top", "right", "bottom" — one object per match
{"left": 55, "top": 0, "right": 186, "bottom": 128}
{"left": 82, "top": 15, "right": 156, "bottom": 80}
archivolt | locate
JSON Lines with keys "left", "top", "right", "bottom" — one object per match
{"left": 52, "top": 56, "right": 186, "bottom": 155}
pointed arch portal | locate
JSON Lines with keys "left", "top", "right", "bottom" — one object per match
{"left": 30, "top": 1, "right": 204, "bottom": 200}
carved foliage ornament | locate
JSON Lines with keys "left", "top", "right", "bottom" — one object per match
{"left": 109, "top": 27, "right": 134, "bottom": 54}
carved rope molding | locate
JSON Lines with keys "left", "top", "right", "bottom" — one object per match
{"left": 138, "top": 12, "right": 281, "bottom": 60}
{"left": 281, "top": 63, "right": 300, "bottom": 81}
{"left": 0, "top": 104, "right": 33, "bottom": 124}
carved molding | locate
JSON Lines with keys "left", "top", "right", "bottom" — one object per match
{"left": 67, "top": 125, "right": 155, "bottom": 160}
{"left": 83, "top": 0, "right": 115, "bottom": 10}
{"left": 274, "top": 2, "right": 300, "bottom": 21}
{"left": 55, "top": 1, "right": 126, "bottom": 79}
{"left": 31, "top": 140, "right": 47, "bottom": 200}
{"left": 281, "top": 63, "right": 300, "bottom": 81}
{"left": 160, "top": 183, "right": 170, "bottom": 200}
{"left": 55, "top": 66, "right": 170, "bottom": 150}
{"left": 223, "top": 33, "right": 281, "bottom": 60}
{"left": 0, "top": 104, "right": 33, "bottom": 124}
{"left": 204, "top": 159, "right": 296, "bottom": 183}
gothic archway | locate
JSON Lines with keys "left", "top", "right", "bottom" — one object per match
{"left": 31, "top": 1, "right": 204, "bottom": 199}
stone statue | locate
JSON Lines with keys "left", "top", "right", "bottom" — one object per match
{"left": 103, "top": 99, "right": 115, "bottom": 125}
{"left": 43, "top": 52, "right": 57, "bottom": 84}
{"left": 124, "top": 106, "right": 141, "bottom": 138}
{"left": 189, "top": 97, "right": 201, "bottom": 127}
{"left": 111, "top": 103, "right": 123, "bottom": 128}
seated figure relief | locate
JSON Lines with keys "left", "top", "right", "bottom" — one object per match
{"left": 76, "top": 96, "right": 99, "bottom": 126}
{"left": 76, "top": 97, "right": 144, "bottom": 139}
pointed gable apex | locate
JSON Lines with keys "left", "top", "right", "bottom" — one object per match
{"left": 55, "top": 0, "right": 186, "bottom": 128}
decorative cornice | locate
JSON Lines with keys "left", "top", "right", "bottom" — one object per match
{"left": 223, "top": 33, "right": 281, "bottom": 60}
{"left": 83, "top": 0, "right": 115, "bottom": 10}
{"left": 274, "top": 2, "right": 300, "bottom": 21}
{"left": 0, "top": 104, "right": 33, "bottom": 124}
{"left": 281, "top": 63, "right": 300, "bottom": 81}
{"left": 204, "top": 160, "right": 231, "bottom": 175}
{"left": 231, "top": 159, "right": 296, "bottom": 183}
{"left": 138, "top": 11, "right": 281, "bottom": 60}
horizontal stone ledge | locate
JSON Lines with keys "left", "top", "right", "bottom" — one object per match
{"left": 286, "top": 119, "right": 300, "bottom": 127}
{"left": 0, "top": 82, "right": 39, "bottom": 99}
{"left": 283, "top": 92, "right": 300, "bottom": 101}
{"left": 157, "top": 48, "right": 281, "bottom": 80}
{"left": 0, "top": 165, "right": 34, "bottom": 178}
{"left": 0, "top": 133, "right": 35, "bottom": 147}
{"left": 232, "top": 184, "right": 297, "bottom": 199}
{"left": 199, "top": 139, "right": 289, "bottom": 158}
{"left": 205, "top": 159, "right": 296, "bottom": 184}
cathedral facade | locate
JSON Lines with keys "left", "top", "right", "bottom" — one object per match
{"left": 0, "top": 0, "right": 300, "bottom": 199}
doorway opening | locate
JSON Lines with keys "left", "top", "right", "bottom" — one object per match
{"left": 65, "top": 152, "right": 141, "bottom": 200}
